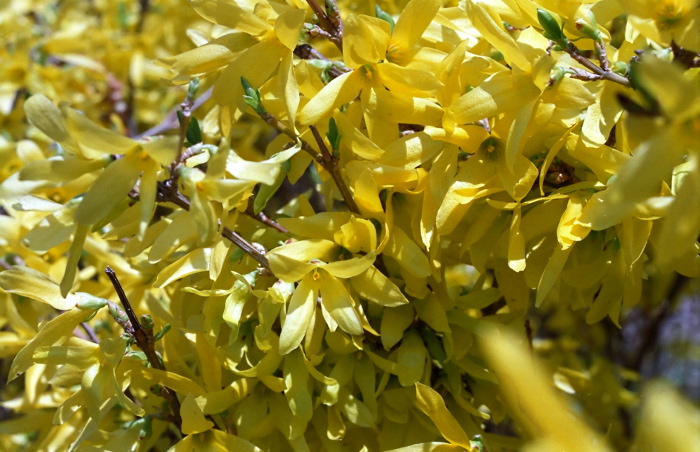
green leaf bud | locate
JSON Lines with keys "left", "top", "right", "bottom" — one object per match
{"left": 75, "top": 292, "right": 109, "bottom": 310}
{"left": 153, "top": 323, "right": 172, "bottom": 342}
{"left": 241, "top": 76, "right": 266, "bottom": 115}
{"left": 537, "top": 9, "right": 566, "bottom": 43}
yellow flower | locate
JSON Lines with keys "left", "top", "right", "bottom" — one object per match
{"left": 267, "top": 239, "right": 376, "bottom": 354}
{"left": 298, "top": 10, "right": 443, "bottom": 147}
{"left": 620, "top": 0, "right": 700, "bottom": 51}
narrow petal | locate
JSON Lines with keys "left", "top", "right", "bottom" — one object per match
{"left": 24, "top": 94, "right": 70, "bottom": 143}
{"left": 279, "top": 276, "right": 317, "bottom": 355}
{"left": 298, "top": 70, "right": 362, "bottom": 125}
{"left": 191, "top": 0, "right": 272, "bottom": 35}
{"left": 391, "top": 0, "right": 441, "bottom": 50}
{"left": 351, "top": 266, "right": 409, "bottom": 307}
{"left": 343, "top": 15, "right": 391, "bottom": 68}
{"left": 74, "top": 153, "right": 140, "bottom": 226}
{"left": 320, "top": 271, "right": 363, "bottom": 336}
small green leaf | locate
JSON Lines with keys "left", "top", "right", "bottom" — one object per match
{"left": 187, "top": 77, "right": 200, "bottom": 100}
{"left": 186, "top": 116, "right": 202, "bottom": 144}
{"left": 241, "top": 76, "right": 265, "bottom": 115}
{"left": 326, "top": 117, "right": 341, "bottom": 152}
{"left": 153, "top": 324, "right": 172, "bottom": 342}
{"left": 375, "top": 5, "right": 395, "bottom": 33}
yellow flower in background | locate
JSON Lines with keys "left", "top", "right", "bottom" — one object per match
{"left": 620, "top": 0, "right": 700, "bottom": 51}
{"left": 21, "top": 94, "right": 177, "bottom": 295}
{"left": 161, "top": 1, "right": 306, "bottom": 126}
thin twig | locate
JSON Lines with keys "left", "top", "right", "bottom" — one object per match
{"left": 306, "top": 0, "right": 343, "bottom": 51}
{"left": 245, "top": 201, "right": 288, "bottom": 233}
{"left": 135, "top": 87, "right": 212, "bottom": 139}
{"left": 309, "top": 124, "right": 360, "bottom": 214}
{"left": 252, "top": 107, "right": 359, "bottom": 214}
{"left": 80, "top": 322, "right": 100, "bottom": 343}
{"left": 160, "top": 187, "right": 272, "bottom": 271}
{"left": 105, "top": 267, "right": 182, "bottom": 428}
{"left": 293, "top": 44, "right": 349, "bottom": 79}
{"left": 565, "top": 44, "right": 630, "bottom": 87}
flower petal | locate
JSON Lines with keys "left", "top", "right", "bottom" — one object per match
{"left": 279, "top": 276, "right": 317, "bottom": 355}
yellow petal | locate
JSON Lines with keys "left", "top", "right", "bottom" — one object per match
{"left": 557, "top": 194, "right": 591, "bottom": 248}
{"left": 274, "top": 8, "right": 306, "bottom": 50}
{"left": 60, "top": 224, "right": 88, "bottom": 297}
{"left": 415, "top": 382, "right": 473, "bottom": 449}
{"left": 497, "top": 152, "right": 538, "bottom": 202}
{"left": 351, "top": 266, "right": 409, "bottom": 307}
{"left": 283, "top": 350, "right": 313, "bottom": 421}
{"left": 450, "top": 71, "right": 539, "bottom": 124}
{"left": 213, "top": 39, "right": 282, "bottom": 107}
{"left": 508, "top": 206, "right": 526, "bottom": 272}
{"left": 154, "top": 247, "right": 211, "bottom": 288}
{"left": 320, "top": 271, "right": 363, "bottom": 336}
{"left": 334, "top": 112, "right": 384, "bottom": 160}
{"left": 465, "top": 0, "right": 530, "bottom": 71}
{"left": 378, "top": 131, "right": 444, "bottom": 170}
{"left": 396, "top": 330, "right": 427, "bottom": 386}
{"left": 580, "top": 130, "right": 684, "bottom": 230}
{"left": 159, "top": 42, "right": 236, "bottom": 77}
{"left": 634, "top": 382, "right": 700, "bottom": 451}
{"left": 64, "top": 107, "right": 139, "bottom": 157}
{"left": 334, "top": 216, "right": 377, "bottom": 254}
{"left": 343, "top": 15, "right": 391, "bottom": 68}
{"left": 24, "top": 94, "right": 71, "bottom": 144}
{"left": 0, "top": 266, "right": 78, "bottom": 310}
{"left": 654, "top": 157, "right": 700, "bottom": 267}
{"left": 74, "top": 152, "right": 141, "bottom": 226}
{"left": 480, "top": 328, "right": 613, "bottom": 452}
{"left": 377, "top": 62, "right": 443, "bottom": 97}
{"left": 322, "top": 251, "right": 377, "bottom": 279}
{"left": 181, "top": 393, "right": 214, "bottom": 435}
{"left": 391, "top": 0, "right": 441, "bottom": 51}
{"left": 364, "top": 85, "right": 443, "bottom": 127}
{"left": 536, "top": 244, "right": 572, "bottom": 307}
{"left": 226, "top": 144, "right": 300, "bottom": 185}
{"left": 191, "top": 0, "right": 272, "bottom": 35}
{"left": 268, "top": 239, "right": 337, "bottom": 282}
{"left": 141, "top": 136, "right": 179, "bottom": 166}
{"left": 9, "top": 308, "right": 94, "bottom": 381}
{"left": 279, "top": 276, "right": 317, "bottom": 355}
{"left": 298, "top": 70, "right": 362, "bottom": 125}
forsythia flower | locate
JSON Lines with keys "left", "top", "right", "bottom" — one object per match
{"left": 267, "top": 239, "right": 376, "bottom": 354}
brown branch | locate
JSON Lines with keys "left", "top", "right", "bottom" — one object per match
{"left": 251, "top": 107, "right": 360, "bottom": 214}
{"left": 159, "top": 186, "right": 272, "bottom": 271}
{"left": 306, "top": 0, "right": 343, "bottom": 51}
{"left": 245, "top": 201, "right": 288, "bottom": 233}
{"left": 80, "top": 322, "right": 100, "bottom": 343}
{"left": 309, "top": 124, "right": 360, "bottom": 214}
{"left": 105, "top": 267, "right": 182, "bottom": 428}
{"left": 294, "top": 44, "right": 349, "bottom": 80}
{"left": 565, "top": 43, "right": 630, "bottom": 87}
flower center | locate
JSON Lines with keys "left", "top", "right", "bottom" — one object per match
{"left": 386, "top": 40, "right": 406, "bottom": 65}
{"left": 655, "top": 2, "right": 685, "bottom": 28}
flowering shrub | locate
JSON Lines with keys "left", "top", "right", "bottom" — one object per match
{"left": 1, "top": 0, "right": 699, "bottom": 450}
